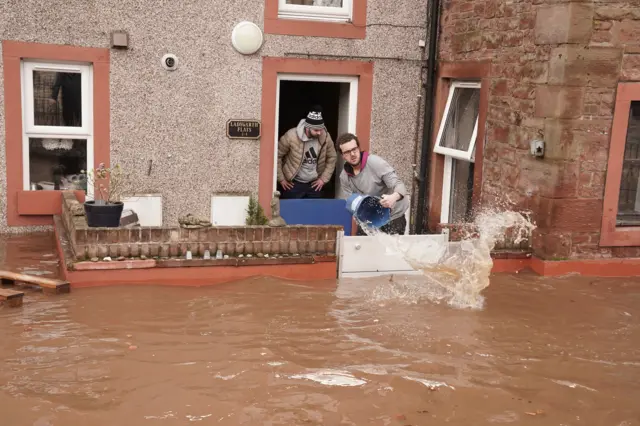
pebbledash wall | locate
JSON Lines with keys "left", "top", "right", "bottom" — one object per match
{"left": 0, "top": 0, "right": 427, "bottom": 232}
{"left": 433, "top": 0, "right": 640, "bottom": 260}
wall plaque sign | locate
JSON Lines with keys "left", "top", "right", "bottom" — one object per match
{"left": 227, "top": 119, "right": 261, "bottom": 139}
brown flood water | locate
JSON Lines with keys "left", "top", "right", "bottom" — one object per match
{"left": 1, "top": 233, "right": 640, "bottom": 425}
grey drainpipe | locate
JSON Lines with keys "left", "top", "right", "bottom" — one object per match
{"left": 414, "top": 0, "right": 441, "bottom": 234}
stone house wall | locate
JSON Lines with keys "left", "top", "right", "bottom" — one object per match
{"left": 438, "top": 0, "right": 640, "bottom": 259}
{"left": 0, "top": 0, "right": 428, "bottom": 232}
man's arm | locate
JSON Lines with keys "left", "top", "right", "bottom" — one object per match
{"left": 276, "top": 134, "right": 290, "bottom": 183}
{"left": 319, "top": 133, "right": 337, "bottom": 184}
{"left": 338, "top": 172, "right": 355, "bottom": 200}
{"left": 370, "top": 156, "right": 407, "bottom": 200}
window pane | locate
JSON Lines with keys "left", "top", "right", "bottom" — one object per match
{"left": 449, "top": 158, "right": 474, "bottom": 223}
{"left": 33, "top": 71, "right": 82, "bottom": 127}
{"left": 440, "top": 87, "right": 480, "bottom": 152}
{"left": 617, "top": 101, "right": 640, "bottom": 226}
{"left": 286, "top": 0, "right": 343, "bottom": 6}
{"left": 29, "top": 138, "right": 87, "bottom": 191}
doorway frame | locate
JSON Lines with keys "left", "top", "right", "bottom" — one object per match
{"left": 260, "top": 57, "right": 374, "bottom": 215}
{"left": 274, "top": 73, "right": 359, "bottom": 192}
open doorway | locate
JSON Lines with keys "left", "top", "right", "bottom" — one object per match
{"left": 275, "top": 74, "right": 358, "bottom": 199}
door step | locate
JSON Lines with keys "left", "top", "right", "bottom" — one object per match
{"left": 0, "top": 288, "right": 25, "bottom": 308}
{"left": 0, "top": 270, "right": 71, "bottom": 295}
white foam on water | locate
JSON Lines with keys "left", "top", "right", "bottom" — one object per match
{"left": 403, "top": 376, "right": 455, "bottom": 390}
{"left": 357, "top": 204, "right": 536, "bottom": 310}
{"left": 186, "top": 414, "right": 212, "bottom": 422}
{"left": 552, "top": 379, "right": 597, "bottom": 392}
{"left": 289, "top": 370, "right": 367, "bottom": 387}
{"left": 144, "top": 411, "right": 176, "bottom": 420}
{"left": 214, "top": 371, "right": 245, "bottom": 380}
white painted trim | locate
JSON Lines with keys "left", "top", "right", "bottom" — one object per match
{"left": 22, "top": 61, "right": 92, "bottom": 136}
{"left": 273, "top": 73, "right": 359, "bottom": 192}
{"left": 20, "top": 60, "right": 94, "bottom": 198}
{"left": 278, "top": 0, "right": 352, "bottom": 22}
{"left": 337, "top": 230, "right": 344, "bottom": 279}
{"left": 273, "top": 77, "right": 281, "bottom": 191}
{"left": 440, "top": 155, "right": 453, "bottom": 224}
{"left": 433, "top": 81, "right": 480, "bottom": 162}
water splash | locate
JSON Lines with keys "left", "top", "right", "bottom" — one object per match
{"left": 356, "top": 204, "right": 536, "bottom": 310}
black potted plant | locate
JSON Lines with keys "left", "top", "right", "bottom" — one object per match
{"left": 81, "top": 163, "right": 126, "bottom": 228}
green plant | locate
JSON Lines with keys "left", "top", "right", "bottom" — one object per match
{"left": 81, "top": 163, "right": 127, "bottom": 204}
{"left": 246, "top": 195, "right": 268, "bottom": 225}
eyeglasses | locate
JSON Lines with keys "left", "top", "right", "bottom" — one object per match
{"left": 341, "top": 146, "right": 359, "bottom": 156}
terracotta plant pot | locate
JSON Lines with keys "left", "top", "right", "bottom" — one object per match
{"left": 84, "top": 201, "right": 124, "bottom": 228}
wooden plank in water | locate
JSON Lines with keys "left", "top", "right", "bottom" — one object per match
{"left": 0, "top": 288, "right": 25, "bottom": 308}
{"left": 0, "top": 270, "right": 70, "bottom": 294}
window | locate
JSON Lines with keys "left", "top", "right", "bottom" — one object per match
{"left": 600, "top": 83, "right": 640, "bottom": 246}
{"left": 434, "top": 81, "right": 481, "bottom": 224}
{"left": 616, "top": 101, "right": 640, "bottom": 226}
{"left": 278, "top": 0, "right": 352, "bottom": 22}
{"left": 21, "top": 61, "right": 93, "bottom": 194}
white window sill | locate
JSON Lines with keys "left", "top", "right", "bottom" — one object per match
{"left": 277, "top": 12, "right": 352, "bottom": 23}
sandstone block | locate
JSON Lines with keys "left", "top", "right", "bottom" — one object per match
{"left": 549, "top": 46, "right": 622, "bottom": 87}
{"left": 535, "top": 3, "right": 593, "bottom": 45}
{"left": 535, "top": 86, "right": 584, "bottom": 118}
{"left": 621, "top": 54, "right": 640, "bottom": 81}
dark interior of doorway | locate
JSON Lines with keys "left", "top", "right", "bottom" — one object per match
{"left": 278, "top": 80, "right": 341, "bottom": 199}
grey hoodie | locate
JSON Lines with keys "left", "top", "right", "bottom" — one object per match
{"left": 294, "top": 119, "right": 321, "bottom": 183}
{"left": 338, "top": 152, "right": 410, "bottom": 221}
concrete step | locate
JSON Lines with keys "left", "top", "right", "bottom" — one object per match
{"left": 0, "top": 288, "right": 25, "bottom": 308}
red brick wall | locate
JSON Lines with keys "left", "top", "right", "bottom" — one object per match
{"left": 60, "top": 192, "right": 340, "bottom": 262}
{"left": 438, "top": 0, "right": 640, "bottom": 259}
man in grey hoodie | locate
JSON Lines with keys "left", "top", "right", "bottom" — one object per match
{"left": 337, "top": 132, "right": 409, "bottom": 235}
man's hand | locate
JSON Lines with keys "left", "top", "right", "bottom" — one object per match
{"left": 311, "top": 178, "right": 325, "bottom": 191}
{"left": 380, "top": 193, "right": 401, "bottom": 209}
{"left": 280, "top": 179, "right": 294, "bottom": 191}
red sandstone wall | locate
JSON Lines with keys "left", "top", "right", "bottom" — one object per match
{"left": 438, "top": 0, "right": 640, "bottom": 259}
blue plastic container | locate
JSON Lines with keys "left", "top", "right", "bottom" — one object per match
{"left": 345, "top": 194, "right": 391, "bottom": 228}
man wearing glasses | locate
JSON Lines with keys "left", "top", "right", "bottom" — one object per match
{"left": 336, "top": 133, "right": 409, "bottom": 235}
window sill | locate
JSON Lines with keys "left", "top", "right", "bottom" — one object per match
{"left": 265, "top": 17, "right": 365, "bottom": 39}
{"left": 278, "top": 12, "right": 351, "bottom": 23}
{"left": 264, "top": 0, "right": 366, "bottom": 39}
{"left": 600, "top": 226, "right": 640, "bottom": 247}
{"left": 17, "top": 190, "right": 86, "bottom": 216}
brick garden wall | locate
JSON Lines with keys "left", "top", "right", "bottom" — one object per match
{"left": 438, "top": 0, "right": 640, "bottom": 259}
{"left": 60, "top": 192, "right": 340, "bottom": 264}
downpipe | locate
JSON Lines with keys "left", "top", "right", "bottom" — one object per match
{"left": 413, "top": 0, "right": 441, "bottom": 234}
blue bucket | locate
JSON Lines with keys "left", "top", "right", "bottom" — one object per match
{"left": 346, "top": 194, "right": 391, "bottom": 228}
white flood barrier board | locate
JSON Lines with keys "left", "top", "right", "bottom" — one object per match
{"left": 338, "top": 233, "right": 450, "bottom": 278}
{"left": 122, "top": 194, "right": 163, "bottom": 227}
